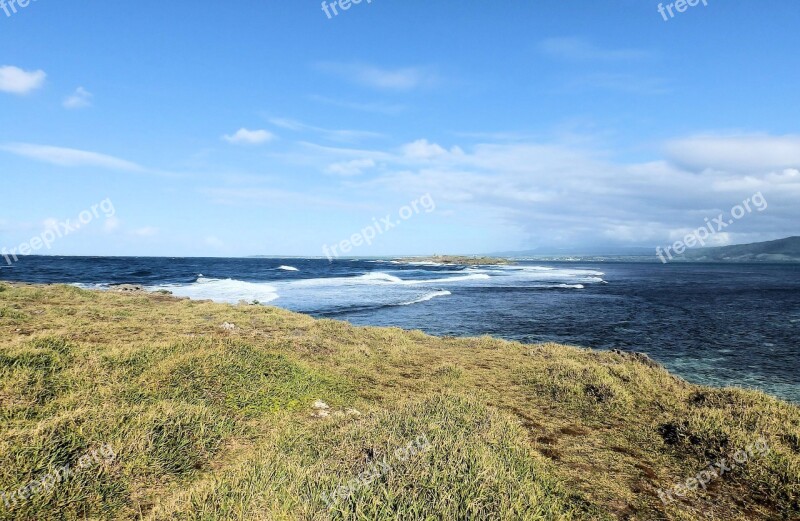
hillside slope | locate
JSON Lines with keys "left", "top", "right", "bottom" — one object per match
{"left": 682, "top": 236, "right": 800, "bottom": 262}
{"left": 0, "top": 283, "right": 798, "bottom": 520}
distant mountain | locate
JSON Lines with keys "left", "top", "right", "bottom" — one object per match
{"left": 491, "top": 237, "right": 800, "bottom": 263}
{"left": 490, "top": 246, "right": 655, "bottom": 257}
{"left": 679, "top": 236, "right": 800, "bottom": 262}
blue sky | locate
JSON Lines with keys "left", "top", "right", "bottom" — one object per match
{"left": 1, "top": 0, "right": 799, "bottom": 257}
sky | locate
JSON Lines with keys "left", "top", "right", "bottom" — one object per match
{"left": 1, "top": 0, "right": 799, "bottom": 257}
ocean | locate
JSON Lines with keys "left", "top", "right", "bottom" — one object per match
{"left": 2, "top": 256, "right": 798, "bottom": 402}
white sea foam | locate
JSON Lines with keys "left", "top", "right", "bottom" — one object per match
{"left": 144, "top": 263, "right": 603, "bottom": 308}
{"left": 398, "top": 290, "right": 452, "bottom": 306}
{"left": 291, "top": 272, "right": 489, "bottom": 286}
{"left": 155, "top": 277, "right": 279, "bottom": 304}
{"left": 357, "top": 272, "right": 404, "bottom": 283}
{"left": 404, "top": 273, "right": 491, "bottom": 285}
{"left": 354, "top": 272, "right": 490, "bottom": 285}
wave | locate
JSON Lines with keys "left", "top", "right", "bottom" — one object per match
{"left": 353, "top": 272, "right": 490, "bottom": 285}
{"left": 134, "top": 263, "right": 603, "bottom": 308}
{"left": 73, "top": 282, "right": 106, "bottom": 290}
{"left": 495, "top": 265, "right": 555, "bottom": 272}
{"left": 155, "top": 277, "right": 279, "bottom": 304}
{"left": 503, "top": 266, "right": 604, "bottom": 276}
{"left": 404, "top": 273, "right": 491, "bottom": 285}
{"left": 356, "top": 272, "right": 404, "bottom": 283}
{"left": 318, "top": 290, "right": 453, "bottom": 315}
{"left": 355, "top": 271, "right": 492, "bottom": 286}
{"left": 398, "top": 290, "right": 452, "bottom": 306}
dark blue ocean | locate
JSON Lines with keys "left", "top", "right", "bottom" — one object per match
{"left": 2, "top": 257, "right": 798, "bottom": 402}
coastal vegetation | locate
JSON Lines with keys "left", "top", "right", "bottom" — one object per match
{"left": 0, "top": 283, "right": 798, "bottom": 520}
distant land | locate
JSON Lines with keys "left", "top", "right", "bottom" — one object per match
{"left": 245, "top": 237, "right": 800, "bottom": 263}
{"left": 491, "top": 236, "right": 800, "bottom": 263}
{"left": 677, "top": 236, "right": 800, "bottom": 263}
{"left": 395, "top": 255, "right": 513, "bottom": 265}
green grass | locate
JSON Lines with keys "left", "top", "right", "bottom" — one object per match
{"left": 0, "top": 283, "right": 798, "bottom": 520}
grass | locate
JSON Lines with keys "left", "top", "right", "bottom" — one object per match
{"left": 0, "top": 283, "right": 798, "bottom": 520}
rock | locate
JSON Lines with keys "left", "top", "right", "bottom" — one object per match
{"left": 611, "top": 349, "right": 661, "bottom": 368}
{"left": 109, "top": 284, "right": 144, "bottom": 293}
{"left": 220, "top": 322, "right": 236, "bottom": 331}
{"left": 311, "top": 410, "right": 330, "bottom": 419}
{"left": 630, "top": 352, "right": 660, "bottom": 368}
{"left": 312, "top": 400, "right": 330, "bottom": 410}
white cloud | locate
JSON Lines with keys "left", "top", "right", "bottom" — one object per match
{"left": 665, "top": 134, "right": 800, "bottom": 172}
{"left": 200, "top": 130, "right": 799, "bottom": 251}
{"left": 269, "top": 117, "right": 383, "bottom": 143}
{"left": 132, "top": 227, "right": 158, "bottom": 237}
{"left": 268, "top": 118, "right": 304, "bottom": 131}
{"left": 205, "top": 236, "right": 225, "bottom": 248}
{"left": 201, "top": 186, "right": 365, "bottom": 210}
{"left": 0, "top": 66, "right": 46, "bottom": 95}
{"left": 539, "top": 38, "right": 650, "bottom": 62}
{"left": 308, "top": 95, "right": 406, "bottom": 115}
{"left": 325, "top": 158, "right": 376, "bottom": 176}
{"left": 403, "top": 139, "right": 447, "bottom": 160}
{"left": 402, "top": 139, "right": 453, "bottom": 160}
{"left": 401, "top": 139, "right": 465, "bottom": 161}
{"left": 315, "top": 62, "right": 437, "bottom": 91}
{"left": 311, "top": 133, "right": 800, "bottom": 250}
{"left": 1, "top": 143, "right": 146, "bottom": 171}
{"left": 104, "top": 216, "right": 121, "bottom": 232}
{"left": 42, "top": 218, "right": 59, "bottom": 231}
{"left": 63, "top": 87, "right": 93, "bottom": 109}
{"left": 223, "top": 128, "right": 275, "bottom": 145}
{"left": 574, "top": 73, "right": 670, "bottom": 95}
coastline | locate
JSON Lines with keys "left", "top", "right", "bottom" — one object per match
{"left": 393, "top": 255, "right": 515, "bottom": 266}
{"left": 0, "top": 282, "right": 798, "bottom": 519}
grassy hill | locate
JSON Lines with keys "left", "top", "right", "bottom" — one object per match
{"left": 0, "top": 283, "right": 798, "bottom": 520}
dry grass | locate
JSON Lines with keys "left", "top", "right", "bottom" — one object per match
{"left": 0, "top": 283, "right": 798, "bottom": 520}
